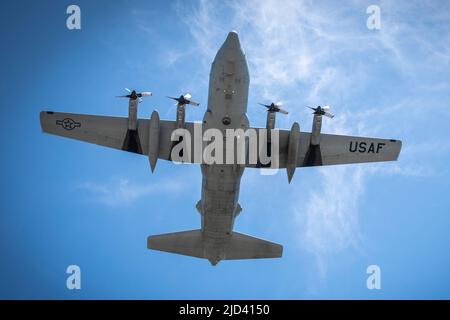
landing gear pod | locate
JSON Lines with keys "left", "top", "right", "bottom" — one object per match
{"left": 148, "top": 111, "right": 160, "bottom": 173}
{"left": 286, "top": 122, "right": 300, "bottom": 183}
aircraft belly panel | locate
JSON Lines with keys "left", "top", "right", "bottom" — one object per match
{"left": 200, "top": 164, "right": 244, "bottom": 238}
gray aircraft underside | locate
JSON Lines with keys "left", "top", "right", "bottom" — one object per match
{"left": 40, "top": 31, "right": 402, "bottom": 266}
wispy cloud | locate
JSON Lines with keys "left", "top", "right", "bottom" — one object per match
{"left": 298, "top": 165, "right": 365, "bottom": 277}
{"left": 176, "top": 0, "right": 449, "bottom": 279}
{"left": 76, "top": 177, "right": 185, "bottom": 207}
{"left": 131, "top": 8, "right": 159, "bottom": 37}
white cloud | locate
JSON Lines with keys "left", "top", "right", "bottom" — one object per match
{"left": 298, "top": 165, "right": 365, "bottom": 277}
{"left": 131, "top": 8, "right": 159, "bottom": 37}
{"left": 175, "top": 0, "right": 450, "bottom": 278}
{"left": 77, "top": 177, "right": 185, "bottom": 207}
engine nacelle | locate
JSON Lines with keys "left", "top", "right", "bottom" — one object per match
{"left": 266, "top": 111, "right": 276, "bottom": 130}
{"left": 176, "top": 104, "right": 186, "bottom": 128}
{"left": 311, "top": 114, "right": 322, "bottom": 146}
{"left": 128, "top": 98, "right": 139, "bottom": 130}
{"left": 266, "top": 111, "right": 276, "bottom": 143}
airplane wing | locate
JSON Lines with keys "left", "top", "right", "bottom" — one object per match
{"left": 41, "top": 111, "right": 130, "bottom": 150}
{"left": 40, "top": 111, "right": 174, "bottom": 160}
{"left": 245, "top": 128, "right": 402, "bottom": 168}
{"left": 297, "top": 132, "right": 402, "bottom": 167}
{"left": 41, "top": 112, "right": 401, "bottom": 168}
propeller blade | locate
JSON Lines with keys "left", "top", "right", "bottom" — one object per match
{"left": 275, "top": 101, "right": 283, "bottom": 108}
{"left": 306, "top": 105, "right": 334, "bottom": 117}
{"left": 260, "top": 102, "right": 288, "bottom": 114}
{"left": 125, "top": 88, "right": 131, "bottom": 93}
{"left": 167, "top": 94, "right": 199, "bottom": 106}
{"left": 140, "top": 91, "right": 152, "bottom": 97}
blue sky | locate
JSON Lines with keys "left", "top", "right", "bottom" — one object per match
{"left": 1, "top": 0, "right": 450, "bottom": 299}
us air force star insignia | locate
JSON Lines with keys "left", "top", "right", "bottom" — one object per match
{"left": 56, "top": 118, "right": 81, "bottom": 130}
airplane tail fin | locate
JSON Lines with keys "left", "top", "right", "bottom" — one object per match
{"left": 147, "top": 229, "right": 283, "bottom": 265}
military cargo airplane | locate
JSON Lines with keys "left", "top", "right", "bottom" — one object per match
{"left": 40, "top": 31, "right": 402, "bottom": 266}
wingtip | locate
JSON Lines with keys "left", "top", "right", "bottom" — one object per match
{"left": 395, "top": 139, "right": 403, "bottom": 160}
{"left": 39, "top": 110, "right": 54, "bottom": 133}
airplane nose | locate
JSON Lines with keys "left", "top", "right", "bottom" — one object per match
{"left": 225, "top": 31, "right": 240, "bottom": 46}
{"left": 222, "top": 31, "right": 241, "bottom": 49}
{"left": 218, "top": 31, "right": 243, "bottom": 56}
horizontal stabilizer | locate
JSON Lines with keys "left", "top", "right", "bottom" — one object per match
{"left": 225, "top": 232, "right": 283, "bottom": 260}
{"left": 147, "top": 229, "right": 283, "bottom": 264}
{"left": 147, "top": 230, "right": 205, "bottom": 259}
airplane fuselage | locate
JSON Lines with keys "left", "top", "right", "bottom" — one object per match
{"left": 198, "top": 31, "right": 250, "bottom": 265}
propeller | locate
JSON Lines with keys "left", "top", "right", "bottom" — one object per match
{"left": 117, "top": 88, "right": 152, "bottom": 102}
{"left": 259, "top": 102, "right": 288, "bottom": 115}
{"left": 167, "top": 93, "right": 200, "bottom": 107}
{"left": 307, "top": 105, "right": 334, "bottom": 118}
